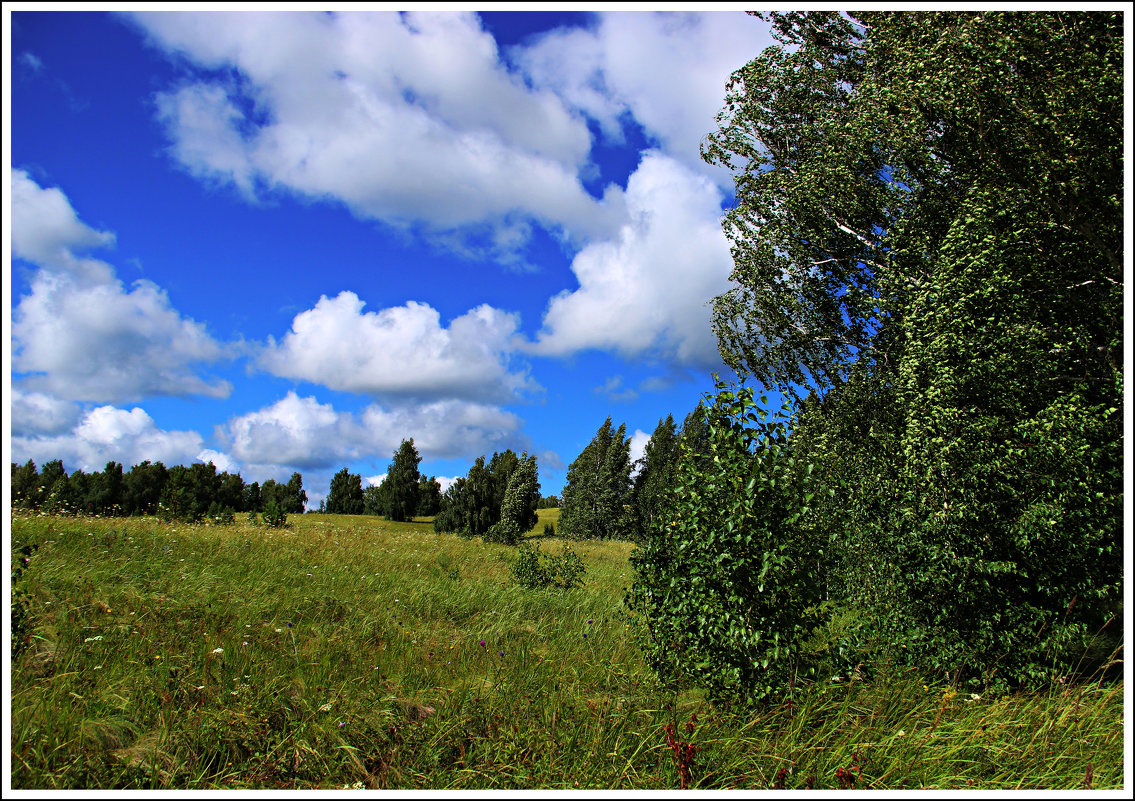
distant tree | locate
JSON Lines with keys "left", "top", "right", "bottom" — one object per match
{"left": 382, "top": 439, "right": 422, "bottom": 522}
{"left": 536, "top": 495, "right": 560, "bottom": 509}
{"left": 87, "top": 461, "right": 125, "bottom": 515}
{"left": 485, "top": 453, "right": 540, "bottom": 545}
{"left": 160, "top": 466, "right": 202, "bottom": 521}
{"left": 363, "top": 483, "right": 386, "bottom": 516}
{"left": 217, "top": 472, "right": 247, "bottom": 513}
{"left": 433, "top": 476, "right": 468, "bottom": 534}
{"left": 283, "top": 472, "right": 307, "bottom": 513}
{"left": 559, "top": 418, "right": 634, "bottom": 540}
{"left": 40, "top": 460, "right": 67, "bottom": 504}
{"left": 244, "top": 481, "right": 262, "bottom": 513}
{"left": 326, "top": 467, "right": 365, "bottom": 515}
{"left": 123, "top": 460, "right": 167, "bottom": 516}
{"left": 629, "top": 415, "right": 679, "bottom": 540}
{"left": 417, "top": 475, "right": 442, "bottom": 517}
{"left": 11, "top": 460, "right": 39, "bottom": 508}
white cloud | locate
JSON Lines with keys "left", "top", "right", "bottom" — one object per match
{"left": 628, "top": 428, "right": 651, "bottom": 476}
{"left": 197, "top": 448, "right": 241, "bottom": 474}
{"left": 259, "top": 292, "right": 533, "bottom": 402}
{"left": 11, "top": 171, "right": 232, "bottom": 403}
{"left": 527, "top": 152, "right": 733, "bottom": 368}
{"left": 516, "top": 10, "right": 775, "bottom": 184}
{"left": 10, "top": 389, "right": 83, "bottom": 437}
{"left": 12, "top": 169, "right": 116, "bottom": 281}
{"left": 12, "top": 405, "right": 206, "bottom": 473}
{"left": 220, "top": 391, "right": 527, "bottom": 474}
{"left": 130, "top": 10, "right": 620, "bottom": 253}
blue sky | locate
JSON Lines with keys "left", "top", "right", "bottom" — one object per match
{"left": 7, "top": 8, "right": 781, "bottom": 508}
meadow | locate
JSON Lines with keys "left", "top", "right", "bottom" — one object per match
{"left": 9, "top": 509, "right": 1124, "bottom": 790}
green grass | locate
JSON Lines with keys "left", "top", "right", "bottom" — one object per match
{"left": 10, "top": 509, "right": 1124, "bottom": 789}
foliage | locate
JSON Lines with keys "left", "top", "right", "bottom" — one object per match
{"left": 416, "top": 476, "right": 443, "bottom": 517}
{"left": 261, "top": 499, "right": 287, "bottom": 528}
{"left": 510, "top": 540, "right": 586, "bottom": 592}
{"left": 700, "top": 10, "right": 1122, "bottom": 690}
{"left": 380, "top": 439, "right": 423, "bottom": 522}
{"left": 628, "top": 379, "right": 823, "bottom": 703}
{"left": 326, "top": 468, "right": 365, "bottom": 515}
{"left": 559, "top": 418, "right": 634, "bottom": 540}
{"left": 629, "top": 415, "right": 679, "bottom": 542}
{"left": 485, "top": 453, "right": 540, "bottom": 546}
{"left": 11, "top": 542, "right": 37, "bottom": 658}
{"left": 433, "top": 449, "right": 534, "bottom": 539}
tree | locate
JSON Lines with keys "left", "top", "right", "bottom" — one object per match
{"left": 39, "top": 460, "right": 67, "bottom": 505}
{"left": 363, "top": 483, "right": 386, "bottom": 516}
{"left": 486, "top": 453, "right": 540, "bottom": 545}
{"left": 416, "top": 475, "right": 442, "bottom": 517}
{"left": 244, "top": 481, "right": 262, "bottom": 513}
{"left": 283, "top": 472, "right": 308, "bottom": 513}
{"left": 216, "top": 471, "right": 247, "bottom": 513}
{"left": 630, "top": 415, "right": 680, "bottom": 540}
{"left": 326, "top": 467, "right": 365, "bottom": 515}
{"left": 382, "top": 439, "right": 422, "bottom": 522}
{"left": 123, "top": 460, "right": 168, "bottom": 516}
{"left": 628, "top": 381, "right": 821, "bottom": 703}
{"left": 11, "top": 460, "right": 39, "bottom": 509}
{"left": 559, "top": 418, "right": 634, "bottom": 540}
{"left": 697, "top": 10, "right": 1122, "bottom": 688}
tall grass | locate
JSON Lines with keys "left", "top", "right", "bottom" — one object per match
{"left": 10, "top": 510, "right": 1123, "bottom": 789}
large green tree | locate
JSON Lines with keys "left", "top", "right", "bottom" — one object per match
{"left": 381, "top": 439, "right": 422, "bottom": 522}
{"left": 630, "top": 415, "right": 680, "bottom": 541}
{"left": 485, "top": 453, "right": 540, "bottom": 545}
{"left": 326, "top": 467, "right": 365, "bottom": 515}
{"left": 559, "top": 418, "right": 634, "bottom": 540}
{"left": 696, "top": 10, "right": 1122, "bottom": 687}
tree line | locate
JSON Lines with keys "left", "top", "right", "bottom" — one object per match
{"left": 10, "top": 458, "right": 307, "bottom": 523}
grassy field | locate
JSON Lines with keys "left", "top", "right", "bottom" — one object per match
{"left": 9, "top": 509, "right": 1125, "bottom": 790}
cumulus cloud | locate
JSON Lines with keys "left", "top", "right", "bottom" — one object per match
{"left": 220, "top": 391, "right": 527, "bottom": 475}
{"left": 11, "top": 404, "right": 206, "bottom": 473}
{"left": 515, "top": 10, "right": 775, "bottom": 183}
{"left": 10, "top": 389, "right": 83, "bottom": 437}
{"left": 11, "top": 170, "right": 232, "bottom": 403}
{"left": 259, "top": 292, "right": 533, "bottom": 402}
{"left": 527, "top": 152, "right": 733, "bottom": 368}
{"left": 628, "top": 428, "right": 651, "bottom": 477}
{"left": 129, "top": 10, "right": 621, "bottom": 253}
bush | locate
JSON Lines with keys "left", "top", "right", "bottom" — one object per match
{"left": 261, "top": 500, "right": 287, "bottom": 528}
{"left": 510, "top": 541, "right": 586, "bottom": 591}
{"left": 627, "top": 379, "right": 823, "bottom": 704}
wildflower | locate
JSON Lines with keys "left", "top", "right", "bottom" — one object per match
{"left": 307, "top": 573, "right": 313, "bottom": 577}
{"left": 275, "top": 628, "right": 283, "bottom": 633}
{"left": 499, "top": 651, "right": 505, "bottom": 657}
{"left": 319, "top": 702, "right": 333, "bottom": 712}
{"left": 587, "top": 619, "right": 593, "bottom": 625}
{"left": 479, "top": 639, "right": 486, "bottom": 647}
{"left": 287, "top": 622, "right": 293, "bottom": 628}
{"left": 582, "top": 633, "right": 587, "bottom": 639}
{"left": 338, "top": 721, "right": 345, "bottom": 728}
{"left": 84, "top": 635, "right": 104, "bottom": 642}
{"left": 897, "top": 730, "right": 906, "bottom": 737}
{"left": 242, "top": 641, "right": 249, "bottom": 646}
{"left": 212, "top": 647, "right": 224, "bottom": 655}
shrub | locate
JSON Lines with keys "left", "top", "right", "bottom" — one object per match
{"left": 627, "top": 379, "right": 823, "bottom": 703}
{"left": 262, "top": 500, "right": 287, "bottom": 528}
{"left": 510, "top": 541, "right": 586, "bottom": 591}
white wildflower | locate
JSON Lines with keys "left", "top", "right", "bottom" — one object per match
{"left": 84, "top": 635, "right": 104, "bottom": 642}
{"left": 211, "top": 647, "right": 224, "bottom": 655}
